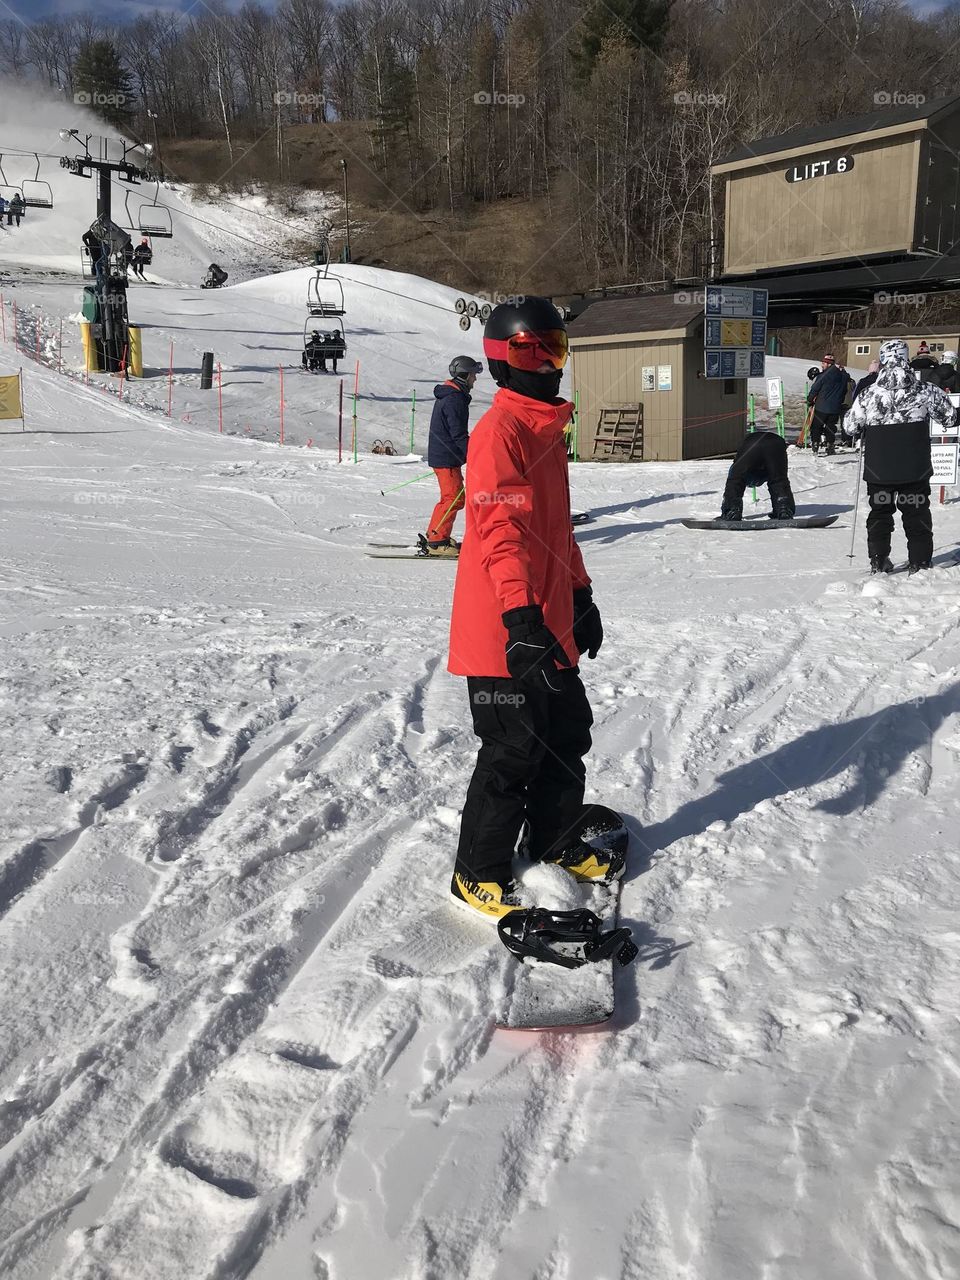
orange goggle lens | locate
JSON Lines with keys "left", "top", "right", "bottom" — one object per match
{"left": 486, "top": 328, "right": 568, "bottom": 371}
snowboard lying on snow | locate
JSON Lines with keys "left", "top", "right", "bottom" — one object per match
{"left": 682, "top": 515, "right": 839, "bottom": 531}
{"left": 496, "top": 804, "right": 637, "bottom": 1031}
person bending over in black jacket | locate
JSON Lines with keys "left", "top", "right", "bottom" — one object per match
{"left": 721, "top": 428, "right": 796, "bottom": 521}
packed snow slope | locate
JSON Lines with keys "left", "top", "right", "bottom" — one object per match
{"left": 0, "top": 80, "right": 319, "bottom": 283}
{"left": 5, "top": 261, "right": 489, "bottom": 456}
{"left": 3, "top": 326, "right": 960, "bottom": 1280}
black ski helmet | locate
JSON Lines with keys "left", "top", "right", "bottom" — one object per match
{"left": 449, "top": 354, "right": 483, "bottom": 380}
{"left": 482, "top": 297, "right": 568, "bottom": 388}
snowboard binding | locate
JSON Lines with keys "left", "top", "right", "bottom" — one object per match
{"left": 498, "top": 908, "right": 638, "bottom": 970}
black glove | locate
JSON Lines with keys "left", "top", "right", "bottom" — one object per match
{"left": 502, "top": 605, "right": 563, "bottom": 690}
{"left": 572, "top": 587, "right": 603, "bottom": 659}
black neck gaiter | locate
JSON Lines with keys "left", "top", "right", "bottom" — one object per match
{"left": 506, "top": 368, "right": 563, "bottom": 403}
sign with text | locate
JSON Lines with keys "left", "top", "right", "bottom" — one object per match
{"left": 767, "top": 378, "right": 783, "bottom": 411}
{"left": 657, "top": 364, "right": 672, "bottom": 392}
{"left": 785, "top": 154, "right": 854, "bottom": 183}
{"left": 705, "top": 349, "right": 766, "bottom": 379}
{"left": 705, "top": 287, "right": 768, "bottom": 319}
{"left": 932, "top": 443, "right": 959, "bottom": 485}
{"left": 705, "top": 286, "right": 768, "bottom": 379}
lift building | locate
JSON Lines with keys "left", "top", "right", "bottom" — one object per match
{"left": 567, "top": 295, "right": 746, "bottom": 462}
{"left": 712, "top": 95, "right": 960, "bottom": 318}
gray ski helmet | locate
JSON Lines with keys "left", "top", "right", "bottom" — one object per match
{"left": 449, "top": 355, "right": 483, "bottom": 380}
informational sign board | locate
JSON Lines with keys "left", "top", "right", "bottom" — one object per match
{"left": 767, "top": 378, "right": 783, "bottom": 411}
{"left": 931, "top": 443, "right": 959, "bottom": 485}
{"left": 705, "top": 349, "right": 766, "bottom": 379}
{"left": 641, "top": 366, "right": 655, "bottom": 392}
{"left": 785, "top": 154, "right": 854, "bottom": 183}
{"left": 705, "top": 287, "right": 768, "bottom": 318}
{"left": 657, "top": 364, "right": 672, "bottom": 392}
{"left": 705, "top": 287, "right": 768, "bottom": 379}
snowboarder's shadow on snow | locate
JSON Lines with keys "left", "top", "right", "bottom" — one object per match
{"left": 576, "top": 517, "right": 694, "bottom": 543}
{"left": 588, "top": 493, "right": 715, "bottom": 519}
{"left": 636, "top": 682, "right": 960, "bottom": 856}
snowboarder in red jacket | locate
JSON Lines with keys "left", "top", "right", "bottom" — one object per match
{"left": 448, "top": 298, "right": 617, "bottom": 922}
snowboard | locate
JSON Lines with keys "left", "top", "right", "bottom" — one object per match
{"left": 682, "top": 515, "right": 839, "bottom": 531}
{"left": 497, "top": 804, "right": 633, "bottom": 1031}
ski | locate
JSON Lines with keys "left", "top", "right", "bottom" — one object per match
{"left": 365, "top": 549, "right": 458, "bottom": 560}
{"left": 682, "top": 515, "right": 839, "bottom": 531}
{"left": 571, "top": 511, "right": 592, "bottom": 525}
{"left": 497, "top": 804, "right": 635, "bottom": 1031}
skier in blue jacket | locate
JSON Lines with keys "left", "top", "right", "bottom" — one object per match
{"left": 806, "top": 354, "right": 854, "bottom": 455}
{"left": 424, "top": 355, "right": 482, "bottom": 553}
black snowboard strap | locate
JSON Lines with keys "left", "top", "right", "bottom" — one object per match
{"left": 498, "top": 908, "right": 638, "bottom": 969}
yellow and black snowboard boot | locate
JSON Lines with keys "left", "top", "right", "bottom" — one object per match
{"left": 450, "top": 871, "right": 523, "bottom": 923}
{"left": 541, "top": 840, "right": 626, "bottom": 883}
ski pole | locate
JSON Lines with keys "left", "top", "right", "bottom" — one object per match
{"left": 436, "top": 485, "right": 465, "bottom": 526}
{"left": 847, "top": 434, "right": 866, "bottom": 560}
{"left": 409, "top": 388, "right": 416, "bottom": 453}
{"left": 380, "top": 470, "right": 433, "bottom": 497}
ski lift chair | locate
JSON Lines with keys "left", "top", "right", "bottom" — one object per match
{"left": 138, "top": 184, "right": 173, "bottom": 239}
{"left": 21, "top": 155, "right": 54, "bottom": 209}
{"left": 306, "top": 270, "right": 345, "bottom": 317}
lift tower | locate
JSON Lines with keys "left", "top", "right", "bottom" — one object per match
{"left": 59, "top": 132, "right": 150, "bottom": 373}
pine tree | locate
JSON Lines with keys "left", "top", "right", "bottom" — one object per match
{"left": 572, "top": 0, "right": 670, "bottom": 80}
{"left": 73, "top": 40, "right": 135, "bottom": 129}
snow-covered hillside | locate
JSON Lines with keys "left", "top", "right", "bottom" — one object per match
{"left": 3, "top": 277, "right": 960, "bottom": 1280}
{"left": 0, "top": 79, "right": 323, "bottom": 283}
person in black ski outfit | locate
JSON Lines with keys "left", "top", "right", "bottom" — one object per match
{"left": 327, "top": 328, "right": 345, "bottom": 374}
{"left": 806, "top": 355, "right": 854, "bottom": 455}
{"left": 909, "top": 341, "right": 939, "bottom": 383}
{"left": 132, "top": 238, "right": 152, "bottom": 278}
{"left": 720, "top": 429, "right": 796, "bottom": 520}
{"left": 302, "top": 330, "right": 326, "bottom": 372}
{"left": 931, "top": 350, "right": 959, "bottom": 394}
{"left": 846, "top": 339, "right": 957, "bottom": 573}
{"left": 7, "top": 193, "right": 23, "bottom": 227}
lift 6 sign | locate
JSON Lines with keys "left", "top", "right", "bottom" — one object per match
{"left": 704, "top": 286, "right": 768, "bottom": 379}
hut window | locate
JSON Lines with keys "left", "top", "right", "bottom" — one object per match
{"left": 855, "top": 344, "right": 870, "bottom": 355}
{"left": 723, "top": 379, "right": 736, "bottom": 395}
{"left": 930, "top": 343, "right": 945, "bottom": 352}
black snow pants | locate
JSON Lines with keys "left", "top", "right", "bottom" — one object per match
{"left": 866, "top": 482, "right": 933, "bottom": 566}
{"left": 455, "top": 667, "right": 593, "bottom": 884}
{"left": 722, "top": 431, "right": 795, "bottom": 516}
{"left": 810, "top": 411, "right": 840, "bottom": 452}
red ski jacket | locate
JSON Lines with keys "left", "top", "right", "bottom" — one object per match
{"left": 448, "top": 387, "right": 590, "bottom": 678}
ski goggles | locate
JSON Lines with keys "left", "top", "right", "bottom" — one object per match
{"left": 485, "top": 328, "right": 569, "bottom": 371}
